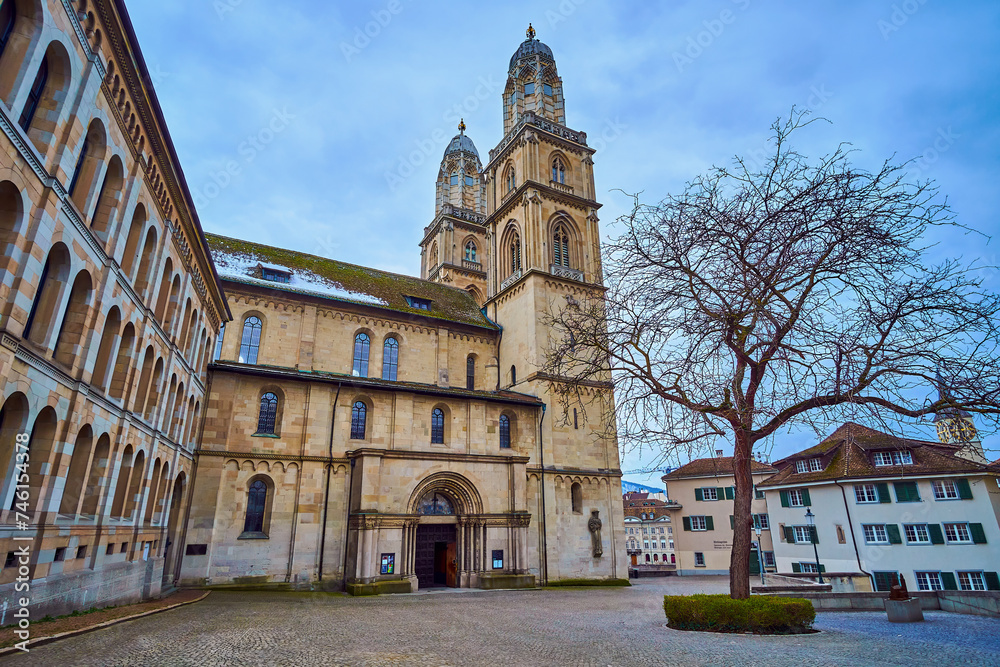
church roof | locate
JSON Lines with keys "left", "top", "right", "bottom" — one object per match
{"left": 444, "top": 133, "right": 479, "bottom": 159}
{"left": 206, "top": 233, "right": 496, "bottom": 329}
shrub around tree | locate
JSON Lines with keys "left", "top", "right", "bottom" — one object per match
{"left": 664, "top": 594, "right": 816, "bottom": 634}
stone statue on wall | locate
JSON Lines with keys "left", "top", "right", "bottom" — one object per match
{"left": 588, "top": 510, "right": 603, "bottom": 557}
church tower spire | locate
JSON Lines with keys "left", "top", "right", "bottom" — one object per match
{"left": 419, "top": 120, "right": 488, "bottom": 305}
{"left": 933, "top": 371, "right": 986, "bottom": 463}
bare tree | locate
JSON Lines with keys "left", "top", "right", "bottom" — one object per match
{"left": 545, "top": 111, "right": 1000, "bottom": 598}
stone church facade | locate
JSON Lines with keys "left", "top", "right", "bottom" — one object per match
{"left": 0, "top": 0, "right": 624, "bottom": 615}
{"left": 182, "top": 24, "right": 626, "bottom": 593}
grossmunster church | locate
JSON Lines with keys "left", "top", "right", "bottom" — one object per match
{"left": 0, "top": 1, "right": 625, "bottom": 617}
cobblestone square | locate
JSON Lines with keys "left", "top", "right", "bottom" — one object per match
{"left": 8, "top": 577, "right": 1000, "bottom": 666}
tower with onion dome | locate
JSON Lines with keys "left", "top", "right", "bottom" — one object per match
{"left": 419, "top": 119, "right": 489, "bottom": 305}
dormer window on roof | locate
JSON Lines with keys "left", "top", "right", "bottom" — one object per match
{"left": 795, "top": 458, "right": 824, "bottom": 473}
{"left": 873, "top": 450, "right": 913, "bottom": 466}
{"left": 405, "top": 296, "right": 432, "bottom": 311}
{"left": 260, "top": 265, "right": 291, "bottom": 284}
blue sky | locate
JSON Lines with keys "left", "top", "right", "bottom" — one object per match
{"left": 126, "top": 1, "right": 1000, "bottom": 487}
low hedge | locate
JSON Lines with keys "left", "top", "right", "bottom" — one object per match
{"left": 663, "top": 594, "right": 816, "bottom": 634}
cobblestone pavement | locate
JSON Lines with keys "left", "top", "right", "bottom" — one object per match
{"left": 8, "top": 577, "right": 1000, "bottom": 666}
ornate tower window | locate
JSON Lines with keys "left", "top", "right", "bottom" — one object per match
{"left": 256, "top": 392, "right": 278, "bottom": 434}
{"left": 239, "top": 316, "right": 262, "bottom": 364}
{"left": 552, "top": 157, "right": 565, "bottom": 184}
{"left": 465, "top": 241, "right": 477, "bottom": 262}
{"left": 505, "top": 166, "right": 516, "bottom": 193}
{"left": 524, "top": 82, "right": 535, "bottom": 95}
{"left": 510, "top": 232, "right": 521, "bottom": 274}
{"left": 466, "top": 355, "right": 475, "bottom": 390}
{"left": 553, "top": 225, "right": 570, "bottom": 267}
{"left": 19, "top": 55, "right": 48, "bottom": 132}
{"left": 350, "top": 401, "right": 367, "bottom": 439}
{"left": 352, "top": 333, "right": 370, "bottom": 377}
{"left": 450, "top": 172, "right": 458, "bottom": 185}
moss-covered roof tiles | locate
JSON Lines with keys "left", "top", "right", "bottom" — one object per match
{"left": 206, "top": 233, "right": 495, "bottom": 329}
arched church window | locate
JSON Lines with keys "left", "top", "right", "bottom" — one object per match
{"left": 239, "top": 316, "right": 262, "bottom": 364}
{"left": 431, "top": 408, "right": 445, "bottom": 444}
{"left": 243, "top": 479, "right": 268, "bottom": 534}
{"left": 544, "top": 83, "right": 553, "bottom": 97}
{"left": 350, "top": 401, "right": 367, "bottom": 440}
{"left": 506, "top": 167, "right": 516, "bottom": 193}
{"left": 256, "top": 392, "right": 278, "bottom": 434}
{"left": 552, "top": 158, "right": 565, "bottom": 184}
{"left": 352, "top": 333, "right": 370, "bottom": 377}
{"left": 524, "top": 82, "right": 535, "bottom": 95}
{"left": 499, "top": 414, "right": 511, "bottom": 448}
{"left": 465, "top": 241, "right": 477, "bottom": 262}
{"left": 571, "top": 482, "right": 583, "bottom": 514}
{"left": 553, "top": 225, "right": 570, "bottom": 267}
{"left": 18, "top": 55, "right": 48, "bottom": 132}
{"left": 382, "top": 337, "right": 398, "bottom": 381}
{"left": 510, "top": 233, "right": 521, "bottom": 274}
{"left": 68, "top": 133, "right": 91, "bottom": 198}
{"left": 464, "top": 174, "right": 474, "bottom": 186}
{"left": 417, "top": 491, "right": 454, "bottom": 515}
{"left": 466, "top": 354, "right": 475, "bottom": 390}
{"left": 450, "top": 172, "right": 458, "bottom": 185}
{"left": 510, "top": 365, "right": 517, "bottom": 385}
{"left": 0, "top": 2, "right": 15, "bottom": 61}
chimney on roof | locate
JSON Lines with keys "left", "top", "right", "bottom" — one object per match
{"left": 716, "top": 449, "right": 724, "bottom": 458}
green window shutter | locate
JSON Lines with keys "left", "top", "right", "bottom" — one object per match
{"left": 682, "top": 516, "right": 691, "bottom": 531}
{"left": 717, "top": 487, "right": 726, "bottom": 500}
{"left": 792, "top": 562, "right": 801, "bottom": 573}
{"left": 886, "top": 524, "right": 902, "bottom": 544}
{"left": 819, "top": 564, "right": 826, "bottom": 573}
{"left": 694, "top": 488, "right": 703, "bottom": 502}
{"left": 705, "top": 516, "right": 715, "bottom": 531}
{"left": 725, "top": 486, "right": 735, "bottom": 500}
{"left": 941, "top": 572, "right": 958, "bottom": 591}
{"left": 970, "top": 523, "right": 987, "bottom": 544}
{"left": 801, "top": 488, "right": 811, "bottom": 506}
{"left": 729, "top": 515, "right": 735, "bottom": 530}
{"left": 894, "top": 481, "right": 919, "bottom": 502}
{"left": 783, "top": 526, "right": 795, "bottom": 543}
{"left": 984, "top": 572, "right": 1000, "bottom": 591}
{"left": 928, "top": 524, "right": 945, "bottom": 545}
{"left": 877, "top": 483, "right": 891, "bottom": 503}
{"left": 780, "top": 490, "right": 789, "bottom": 507}
{"left": 810, "top": 526, "right": 819, "bottom": 544}
{"left": 955, "top": 478, "right": 973, "bottom": 500}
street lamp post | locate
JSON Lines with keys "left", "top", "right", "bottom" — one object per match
{"left": 754, "top": 523, "right": 765, "bottom": 586}
{"left": 804, "top": 508, "right": 824, "bottom": 584}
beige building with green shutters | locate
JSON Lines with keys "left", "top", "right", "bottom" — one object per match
{"left": 662, "top": 457, "right": 777, "bottom": 576}
{"left": 761, "top": 422, "right": 1000, "bottom": 593}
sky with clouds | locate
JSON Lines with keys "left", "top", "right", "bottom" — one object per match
{"left": 125, "top": 0, "right": 1000, "bottom": 487}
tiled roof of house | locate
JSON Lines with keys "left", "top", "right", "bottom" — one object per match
{"left": 758, "top": 422, "right": 993, "bottom": 487}
{"left": 623, "top": 498, "right": 674, "bottom": 519}
{"left": 206, "top": 233, "right": 496, "bottom": 329}
{"left": 662, "top": 457, "right": 776, "bottom": 481}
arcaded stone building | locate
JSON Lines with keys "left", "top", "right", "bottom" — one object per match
{"left": 0, "top": 0, "right": 228, "bottom": 616}
{"left": 179, "top": 26, "right": 627, "bottom": 592}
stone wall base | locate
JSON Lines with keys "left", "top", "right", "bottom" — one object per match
{"left": 479, "top": 573, "right": 536, "bottom": 590}
{"left": 0, "top": 558, "right": 164, "bottom": 620}
{"left": 346, "top": 579, "right": 413, "bottom": 596}
{"left": 772, "top": 590, "right": 1000, "bottom": 618}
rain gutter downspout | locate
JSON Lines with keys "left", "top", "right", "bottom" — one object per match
{"left": 318, "top": 382, "right": 342, "bottom": 582}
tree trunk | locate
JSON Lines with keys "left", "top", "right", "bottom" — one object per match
{"left": 728, "top": 430, "right": 753, "bottom": 598}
